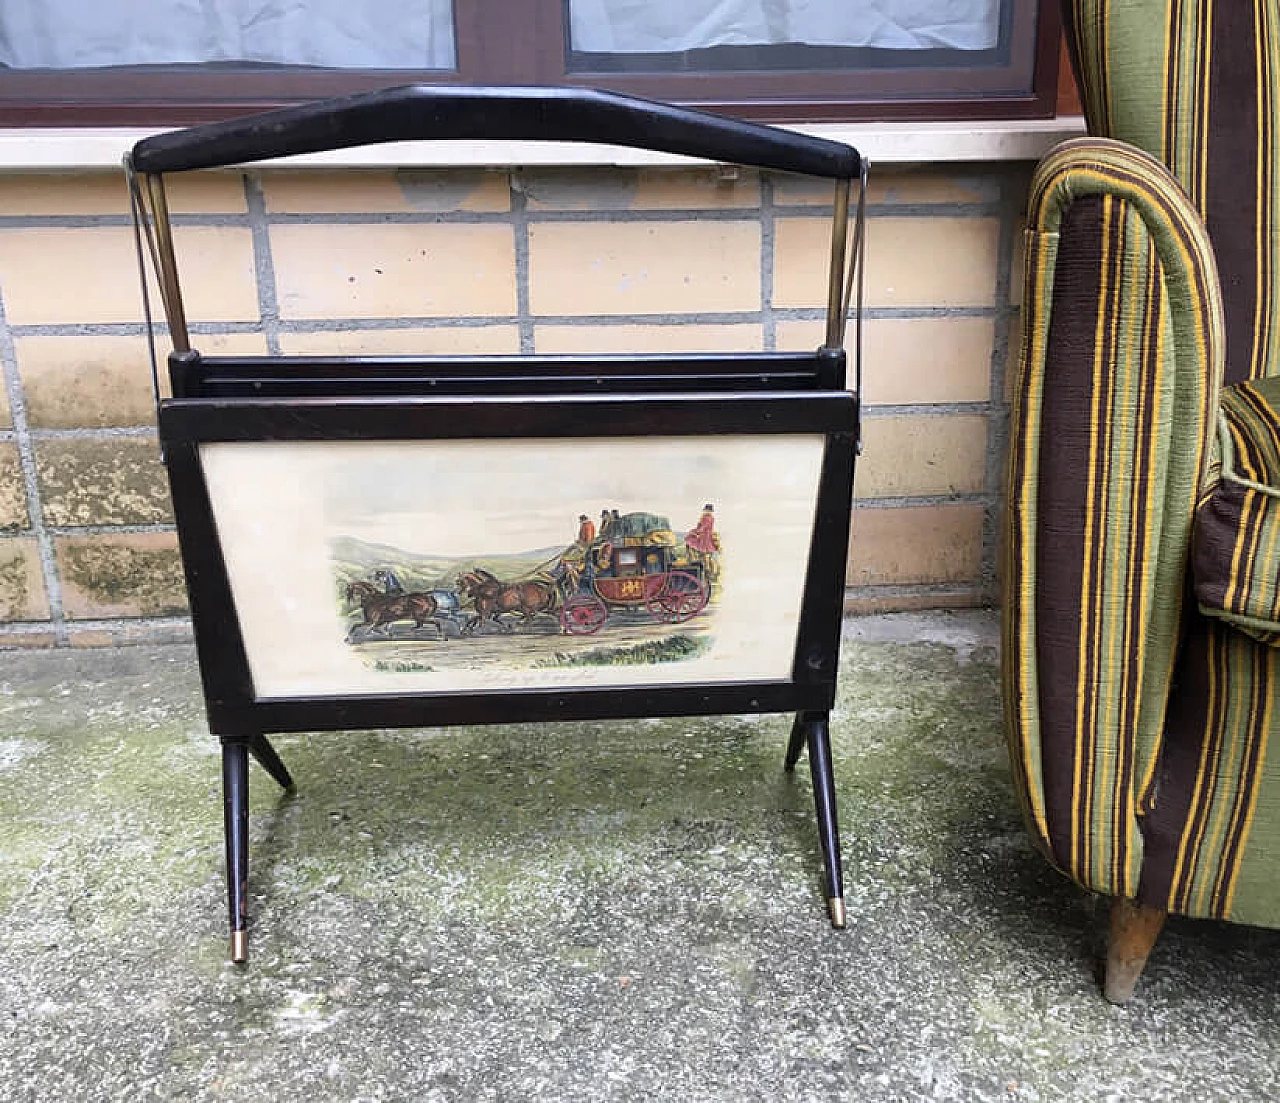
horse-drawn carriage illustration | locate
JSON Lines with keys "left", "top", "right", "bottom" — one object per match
{"left": 343, "top": 577, "right": 465, "bottom": 641}
{"left": 557, "top": 510, "right": 713, "bottom": 636}
{"left": 339, "top": 506, "right": 719, "bottom": 643}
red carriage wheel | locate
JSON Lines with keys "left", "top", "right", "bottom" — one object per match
{"left": 647, "top": 571, "right": 709, "bottom": 623}
{"left": 560, "top": 594, "right": 608, "bottom": 635}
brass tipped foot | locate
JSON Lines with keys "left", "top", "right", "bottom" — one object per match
{"left": 828, "top": 897, "right": 847, "bottom": 929}
{"left": 231, "top": 929, "right": 248, "bottom": 963}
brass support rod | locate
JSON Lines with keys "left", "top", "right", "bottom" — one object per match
{"left": 144, "top": 173, "right": 191, "bottom": 354}
{"left": 823, "top": 177, "right": 852, "bottom": 350}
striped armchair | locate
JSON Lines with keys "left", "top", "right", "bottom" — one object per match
{"left": 1004, "top": 0, "right": 1280, "bottom": 1002}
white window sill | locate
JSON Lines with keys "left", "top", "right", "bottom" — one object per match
{"left": 0, "top": 116, "right": 1086, "bottom": 172}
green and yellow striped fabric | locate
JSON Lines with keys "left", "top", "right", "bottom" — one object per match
{"left": 1195, "top": 377, "right": 1280, "bottom": 644}
{"left": 1003, "top": 0, "right": 1280, "bottom": 922}
{"left": 1064, "top": 0, "right": 1280, "bottom": 388}
{"left": 1004, "top": 138, "right": 1224, "bottom": 897}
{"left": 1141, "top": 616, "right": 1280, "bottom": 924}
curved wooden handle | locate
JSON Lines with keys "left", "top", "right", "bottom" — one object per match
{"left": 130, "top": 84, "right": 860, "bottom": 178}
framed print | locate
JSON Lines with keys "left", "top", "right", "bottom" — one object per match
{"left": 160, "top": 391, "right": 857, "bottom": 734}
{"left": 203, "top": 434, "right": 822, "bottom": 696}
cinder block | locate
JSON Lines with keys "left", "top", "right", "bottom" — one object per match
{"left": 262, "top": 169, "right": 511, "bottom": 213}
{"left": 0, "top": 174, "right": 128, "bottom": 217}
{"left": 0, "top": 629, "right": 57, "bottom": 648}
{"left": 0, "top": 171, "right": 246, "bottom": 216}
{"left": 772, "top": 168, "right": 997, "bottom": 208}
{"left": 270, "top": 223, "right": 518, "bottom": 320}
{"left": 529, "top": 221, "right": 761, "bottom": 316}
{"left": 857, "top": 415, "right": 989, "bottom": 499}
{"left": 775, "top": 317, "right": 995, "bottom": 406}
{"left": 278, "top": 326, "right": 520, "bottom": 356}
{"left": 56, "top": 532, "right": 187, "bottom": 619}
{"left": 1005, "top": 327, "right": 1025, "bottom": 406}
{"left": 163, "top": 172, "right": 250, "bottom": 214}
{"left": 0, "top": 537, "right": 48, "bottom": 620}
{"left": 846, "top": 503, "right": 985, "bottom": 587}
{"left": 69, "top": 622, "right": 192, "bottom": 647}
{"left": 35, "top": 437, "right": 172, "bottom": 527}
{"left": 534, "top": 323, "right": 763, "bottom": 354}
{"left": 16, "top": 333, "right": 267, "bottom": 429}
{"left": 843, "top": 588, "right": 984, "bottom": 614}
{"left": 0, "top": 226, "right": 258, "bottom": 324}
{"left": 1010, "top": 218, "right": 1028, "bottom": 308}
{"left": 521, "top": 166, "right": 760, "bottom": 210}
{"left": 66, "top": 629, "right": 114, "bottom": 648}
{"left": 0, "top": 443, "right": 27, "bottom": 531}
{"left": 774, "top": 216, "right": 1000, "bottom": 310}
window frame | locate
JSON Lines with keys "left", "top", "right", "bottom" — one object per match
{"left": 0, "top": 0, "right": 1063, "bottom": 127}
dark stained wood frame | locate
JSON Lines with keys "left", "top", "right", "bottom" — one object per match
{"left": 0, "top": 0, "right": 1061, "bottom": 126}
{"left": 159, "top": 390, "right": 858, "bottom": 736}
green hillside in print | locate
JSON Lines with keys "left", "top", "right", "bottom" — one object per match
{"left": 330, "top": 535, "right": 567, "bottom": 593}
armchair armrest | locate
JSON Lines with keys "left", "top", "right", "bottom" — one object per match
{"left": 1003, "top": 137, "right": 1225, "bottom": 896}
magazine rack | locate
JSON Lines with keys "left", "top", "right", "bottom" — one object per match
{"left": 127, "top": 85, "right": 865, "bottom": 962}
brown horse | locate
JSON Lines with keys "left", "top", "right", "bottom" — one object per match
{"left": 344, "top": 579, "right": 443, "bottom": 641}
{"left": 456, "top": 568, "right": 558, "bottom": 634}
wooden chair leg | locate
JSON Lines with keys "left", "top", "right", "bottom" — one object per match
{"left": 1105, "top": 897, "right": 1167, "bottom": 1004}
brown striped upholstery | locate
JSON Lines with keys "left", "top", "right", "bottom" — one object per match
{"left": 1064, "top": 0, "right": 1280, "bottom": 389}
{"left": 1004, "top": 0, "right": 1280, "bottom": 941}
{"left": 1194, "top": 378, "right": 1280, "bottom": 645}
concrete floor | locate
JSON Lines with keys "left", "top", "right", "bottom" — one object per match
{"left": 1, "top": 610, "right": 1278, "bottom": 1101}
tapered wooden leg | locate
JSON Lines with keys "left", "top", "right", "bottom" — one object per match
{"left": 784, "top": 711, "right": 808, "bottom": 771}
{"left": 221, "top": 739, "right": 250, "bottom": 964}
{"left": 247, "top": 734, "right": 294, "bottom": 791}
{"left": 803, "top": 712, "right": 846, "bottom": 928}
{"left": 1104, "top": 898, "right": 1167, "bottom": 1004}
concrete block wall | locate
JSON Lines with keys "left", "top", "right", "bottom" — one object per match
{"left": 0, "top": 160, "right": 1032, "bottom": 647}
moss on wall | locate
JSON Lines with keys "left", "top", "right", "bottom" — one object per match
{"left": 59, "top": 541, "right": 187, "bottom": 617}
